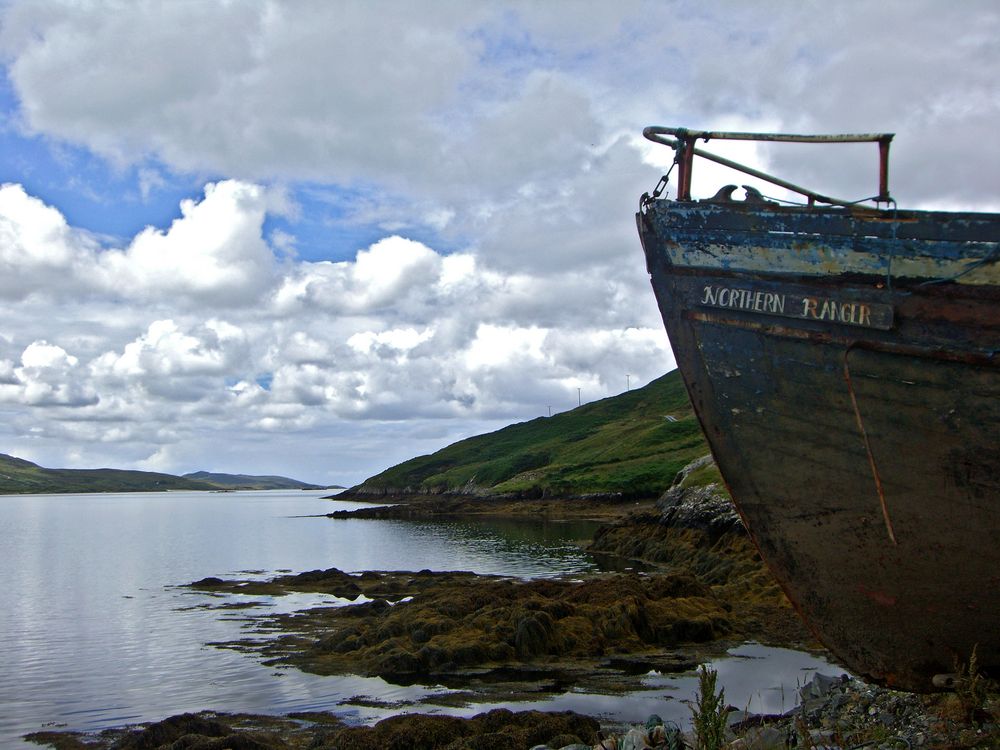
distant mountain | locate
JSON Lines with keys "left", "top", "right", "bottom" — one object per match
{"left": 0, "top": 454, "right": 217, "bottom": 495}
{"left": 0, "top": 454, "right": 333, "bottom": 495}
{"left": 183, "top": 471, "right": 328, "bottom": 490}
{"left": 346, "top": 369, "right": 712, "bottom": 501}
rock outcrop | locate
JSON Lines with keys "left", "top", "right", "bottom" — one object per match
{"left": 654, "top": 454, "right": 741, "bottom": 534}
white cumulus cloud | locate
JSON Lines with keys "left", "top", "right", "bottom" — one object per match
{"left": 0, "top": 340, "right": 97, "bottom": 407}
{"left": 94, "top": 180, "right": 280, "bottom": 305}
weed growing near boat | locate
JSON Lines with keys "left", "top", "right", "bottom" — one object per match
{"left": 690, "top": 664, "right": 728, "bottom": 750}
{"left": 953, "top": 645, "right": 993, "bottom": 725}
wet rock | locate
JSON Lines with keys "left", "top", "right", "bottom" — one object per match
{"left": 619, "top": 727, "right": 651, "bottom": 750}
{"left": 190, "top": 577, "right": 226, "bottom": 588}
{"left": 656, "top": 482, "right": 742, "bottom": 538}
{"left": 315, "top": 708, "right": 600, "bottom": 750}
{"left": 798, "top": 671, "right": 844, "bottom": 701}
{"left": 375, "top": 647, "right": 423, "bottom": 675}
{"left": 26, "top": 713, "right": 322, "bottom": 749}
{"left": 729, "top": 724, "right": 789, "bottom": 749}
{"left": 514, "top": 611, "right": 556, "bottom": 658}
{"left": 21, "top": 732, "right": 94, "bottom": 750}
{"left": 172, "top": 735, "right": 274, "bottom": 748}
{"left": 116, "top": 713, "right": 231, "bottom": 749}
{"left": 544, "top": 734, "right": 585, "bottom": 748}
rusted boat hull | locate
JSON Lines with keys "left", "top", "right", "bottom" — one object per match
{"left": 637, "top": 200, "right": 1000, "bottom": 691}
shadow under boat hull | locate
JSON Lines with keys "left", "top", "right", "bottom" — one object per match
{"left": 638, "top": 199, "right": 1000, "bottom": 691}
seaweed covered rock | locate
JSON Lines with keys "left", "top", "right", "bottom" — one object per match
{"left": 25, "top": 712, "right": 323, "bottom": 750}
{"left": 115, "top": 713, "right": 232, "bottom": 749}
{"left": 217, "top": 570, "right": 732, "bottom": 678}
{"left": 316, "top": 709, "right": 600, "bottom": 750}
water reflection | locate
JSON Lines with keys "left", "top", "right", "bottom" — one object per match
{"left": 358, "top": 643, "right": 844, "bottom": 729}
{"left": 0, "top": 491, "right": 604, "bottom": 746}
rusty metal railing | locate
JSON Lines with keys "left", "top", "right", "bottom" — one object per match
{"left": 643, "top": 126, "right": 895, "bottom": 207}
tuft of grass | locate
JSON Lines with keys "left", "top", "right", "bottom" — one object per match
{"left": 954, "top": 645, "right": 992, "bottom": 725}
{"left": 677, "top": 459, "right": 725, "bottom": 490}
{"left": 691, "top": 664, "right": 728, "bottom": 750}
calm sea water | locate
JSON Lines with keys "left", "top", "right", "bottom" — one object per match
{"left": 0, "top": 490, "right": 840, "bottom": 747}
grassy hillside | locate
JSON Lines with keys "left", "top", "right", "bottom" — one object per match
{"left": 183, "top": 471, "right": 329, "bottom": 490}
{"left": 352, "top": 369, "right": 710, "bottom": 500}
{"left": 0, "top": 454, "right": 217, "bottom": 495}
{"left": 0, "top": 456, "right": 330, "bottom": 495}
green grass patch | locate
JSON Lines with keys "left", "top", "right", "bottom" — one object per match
{"left": 678, "top": 460, "right": 726, "bottom": 490}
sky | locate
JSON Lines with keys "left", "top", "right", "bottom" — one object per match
{"left": 0, "top": 1, "right": 996, "bottom": 486}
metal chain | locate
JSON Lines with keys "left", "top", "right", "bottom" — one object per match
{"left": 639, "top": 160, "right": 678, "bottom": 212}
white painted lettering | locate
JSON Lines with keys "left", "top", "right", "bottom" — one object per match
{"left": 697, "top": 285, "right": 887, "bottom": 329}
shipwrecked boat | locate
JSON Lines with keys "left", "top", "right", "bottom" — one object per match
{"left": 636, "top": 127, "right": 999, "bottom": 691}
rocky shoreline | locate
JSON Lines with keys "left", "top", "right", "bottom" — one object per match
{"left": 27, "top": 676, "right": 1000, "bottom": 749}
{"left": 326, "top": 493, "right": 655, "bottom": 521}
{"left": 25, "top": 458, "right": 999, "bottom": 749}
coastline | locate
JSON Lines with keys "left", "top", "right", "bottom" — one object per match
{"left": 24, "top": 482, "right": 1000, "bottom": 749}
{"left": 324, "top": 492, "right": 659, "bottom": 522}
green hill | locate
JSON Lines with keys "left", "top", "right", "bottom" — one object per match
{"left": 0, "top": 456, "right": 330, "bottom": 495}
{"left": 350, "top": 369, "right": 714, "bottom": 500}
{"left": 0, "top": 454, "right": 217, "bottom": 494}
{"left": 183, "top": 471, "right": 327, "bottom": 490}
